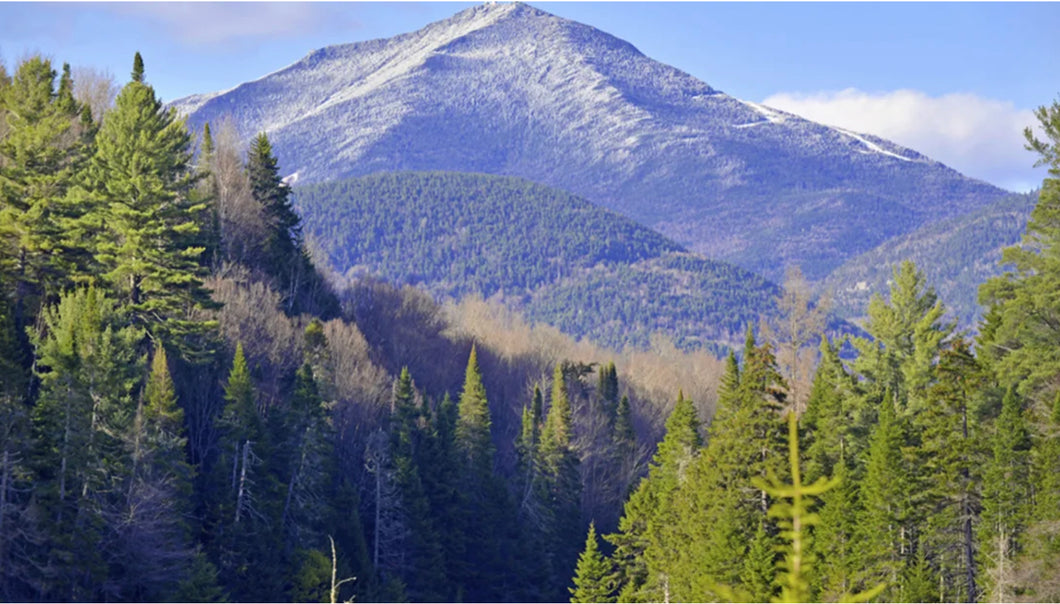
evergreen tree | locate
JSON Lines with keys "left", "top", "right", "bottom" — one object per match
{"left": 0, "top": 296, "right": 32, "bottom": 599}
{"left": 111, "top": 342, "right": 198, "bottom": 600}
{"left": 456, "top": 344, "right": 494, "bottom": 475}
{"left": 613, "top": 393, "right": 637, "bottom": 479}
{"left": 540, "top": 362, "right": 582, "bottom": 599}
{"left": 979, "top": 99, "right": 1060, "bottom": 400}
{"left": 979, "top": 387, "right": 1032, "bottom": 601}
{"left": 858, "top": 392, "right": 915, "bottom": 600}
{"left": 29, "top": 286, "right": 144, "bottom": 600}
{"left": 607, "top": 391, "right": 701, "bottom": 601}
{"left": 570, "top": 522, "right": 614, "bottom": 603}
{"left": 801, "top": 337, "right": 865, "bottom": 484}
{"left": 246, "top": 132, "right": 311, "bottom": 310}
{"left": 0, "top": 56, "right": 92, "bottom": 352}
{"left": 84, "top": 53, "right": 217, "bottom": 359}
{"left": 388, "top": 368, "right": 447, "bottom": 601}
{"left": 810, "top": 454, "right": 862, "bottom": 600}
{"left": 665, "top": 333, "right": 786, "bottom": 600}
{"left": 598, "top": 360, "right": 619, "bottom": 411}
{"left": 854, "top": 260, "right": 952, "bottom": 413}
{"left": 917, "top": 339, "right": 984, "bottom": 602}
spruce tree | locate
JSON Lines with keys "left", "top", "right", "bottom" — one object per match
{"left": 917, "top": 339, "right": 984, "bottom": 602}
{"left": 85, "top": 53, "right": 217, "bottom": 359}
{"left": 246, "top": 132, "right": 309, "bottom": 310}
{"left": 607, "top": 391, "right": 701, "bottom": 601}
{"left": 456, "top": 344, "right": 494, "bottom": 474}
{"left": 666, "top": 334, "right": 786, "bottom": 600}
{"left": 540, "top": 362, "right": 582, "bottom": 599}
{"left": 388, "top": 368, "right": 446, "bottom": 601}
{"left": 570, "top": 522, "right": 614, "bottom": 603}
{"left": 858, "top": 392, "right": 914, "bottom": 600}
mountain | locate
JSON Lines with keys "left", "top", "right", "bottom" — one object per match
{"left": 172, "top": 2, "right": 1010, "bottom": 282}
{"left": 294, "top": 171, "right": 780, "bottom": 352}
{"left": 823, "top": 191, "right": 1036, "bottom": 328}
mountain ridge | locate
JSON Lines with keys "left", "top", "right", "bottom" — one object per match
{"left": 174, "top": 1, "right": 1010, "bottom": 281}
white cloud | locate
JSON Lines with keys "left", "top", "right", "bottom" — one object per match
{"left": 762, "top": 89, "right": 1044, "bottom": 192}
{"left": 113, "top": 3, "right": 359, "bottom": 46}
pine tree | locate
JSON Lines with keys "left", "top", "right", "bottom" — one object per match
{"left": 0, "top": 55, "right": 92, "bottom": 351}
{"left": 84, "top": 53, "right": 217, "bottom": 359}
{"left": 570, "top": 522, "right": 614, "bottom": 603}
{"left": 29, "top": 286, "right": 144, "bottom": 600}
{"left": 979, "top": 387, "right": 1032, "bottom": 601}
{"left": 979, "top": 99, "right": 1060, "bottom": 400}
{"left": 854, "top": 261, "right": 952, "bottom": 413}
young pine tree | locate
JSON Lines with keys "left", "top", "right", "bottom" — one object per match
{"left": 570, "top": 522, "right": 614, "bottom": 603}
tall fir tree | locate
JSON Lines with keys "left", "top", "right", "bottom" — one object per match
{"left": 83, "top": 53, "right": 217, "bottom": 359}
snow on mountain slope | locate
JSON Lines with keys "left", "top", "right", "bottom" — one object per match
{"left": 173, "top": 2, "right": 1009, "bottom": 281}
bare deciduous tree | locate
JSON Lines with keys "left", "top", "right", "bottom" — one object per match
{"left": 762, "top": 266, "right": 830, "bottom": 415}
{"left": 71, "top": 66, "right": 118, "bottom": 123}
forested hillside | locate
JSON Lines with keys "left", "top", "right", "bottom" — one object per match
{"left": 825, "top": 191, "right": 1037, "bottom": 328}
{"left": 0, "top": 54, "right": 727, "bottom": 603}
{"left": 296, "top": 172, "right": 779, "bottom": 352}
{"left": 4, "top": 48, "right": 1060, "bottom": 604}
{"left": 174, "top": 2, "right": 1009, "bottom": 283}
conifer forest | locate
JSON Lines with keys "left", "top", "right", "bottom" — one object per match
{"left": 2, "top": 50, "right": 1060, "bottom": 604}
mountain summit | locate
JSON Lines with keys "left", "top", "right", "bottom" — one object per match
{"left": 174, "top": 2, "right": 1008, "bottom": 280}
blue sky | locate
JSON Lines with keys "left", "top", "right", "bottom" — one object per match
{"left": 1, "top": 2, "right": 1056, "bottom": 191}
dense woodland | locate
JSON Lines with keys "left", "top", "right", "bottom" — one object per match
{"left": 1, "top": 51, "right": 1060, "bottom": 604}
{"left": 295, "top": 172, "right": 779, "bottom": 354}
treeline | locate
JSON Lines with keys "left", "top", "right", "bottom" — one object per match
{"left": 0, "top": 53, "right": 717, "bottom": 602}
{"left": 570, "top": 100, "right": 1060, "bottom": 602}
{"left": 295, "top": 171, "right": 779, "bottom": 353}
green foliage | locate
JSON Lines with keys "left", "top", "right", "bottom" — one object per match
{"left": 827, "top": 191, "right": 1037, "bottom": 329}
{"left": 979, "top": 387, "right": 1032, "bottom": 601}
{"left": 84, "top": 54, "right": 217, "bottom": 359}
{"left": 570, "top": 522, "right": 614, "bottom": 603}
{"left": 0, "top": 55, "right": 92, "bottom": 330}
{"left": 295, "top": 171, "right": 777, "bottom": 352}
{"left": 456, "top": 344, "right": 494, "bottom": 474}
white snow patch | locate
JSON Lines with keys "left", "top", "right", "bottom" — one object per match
{"left": 834, "top": 127, "right": 915, "bottom": 162}
{"left": 740, "top": 100, "right": 787, "bottom": 125}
